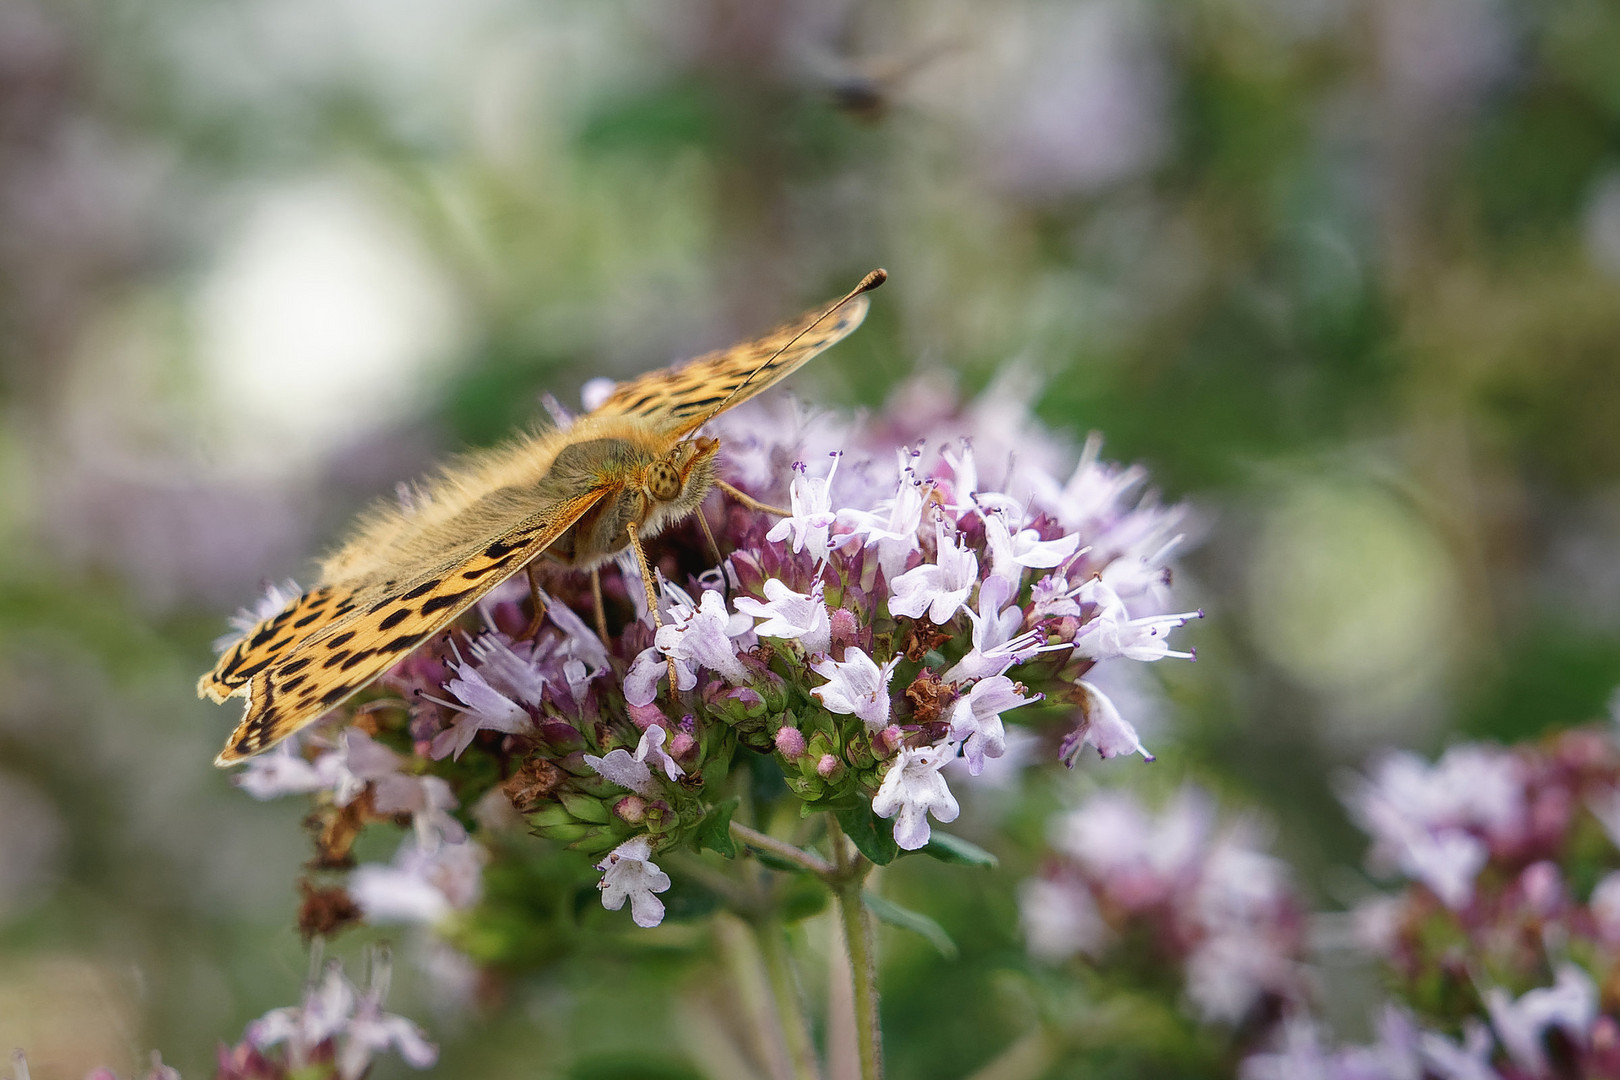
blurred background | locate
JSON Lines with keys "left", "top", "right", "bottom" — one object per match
{"left": 1, "top": 0, "right": 1618, "bottom": 1076}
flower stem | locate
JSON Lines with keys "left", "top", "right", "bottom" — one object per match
{"left": 731, "top": 821, "right": 833, "bottom": 875}
{"left": 755, "top": 916, "right": 823, "bottom": 1080}
{"left": 827, "top": 815, "right": 883, "bottom": 1080}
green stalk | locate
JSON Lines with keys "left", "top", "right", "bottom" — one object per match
{"left": 755, "top": 917, "right": 823, "bottom": 1080}
{"left": 828, "top": 815, "right": 883, "bottom": 1080}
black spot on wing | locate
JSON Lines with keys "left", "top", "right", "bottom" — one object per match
{"left": 420, "top": 589, "right": 475, "bottom": 616}
{"left": 377, "top": 607, "right": 411, "bottom": 631}
{"left": 322, "top": 650, "right": 352, "bottom": 670}
{"left": 327, "top": 631, "right": 356, "bottom": 648}
{"left": 292, "top": 610, "right": 325, "bottom": 629}
{"left": 401, "top": 579, "right": 441, "bottom": 600}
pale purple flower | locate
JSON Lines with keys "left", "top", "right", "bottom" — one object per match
{"left": 249, "top": 963, "right": 356, "bottom": 1067}
{"left": 1071, "top": 579, "right": 1199, "bottom": 662}
{"left": 1591, "top": 872, "right": 1620, "bottom": 942}
{"left": 943, "top": 574, "right": 1058, "bottom": 682}
{"left": 431, "top": 663, "right": 537, "bottom": 761}
{"left": 1031, "top": 434, "right": 1149, "bottom": 533}
{"left": 596, "top": 834, "right": 671, "bottom": 928}
{"left": 840, "top": 454, "right": 927, "bottom": 582}
{"left": 735, "top": 579, "right": 832, "bottom": 655}
{"left": 948, "top": 674, "right": 1041, "bottom": 775}
{"left": 1485, "top": 965, "right": 1598, "bottom": 1076}
{"left": 624, "top": 646, "right": 685, "bottom": 707}
{"left": 872, "top": 742, "right": 960, "bottom": 850}
{"left": 376, "top": 774, "right": 466, "bottom": 851}
{"left": 1098, "top": 531, "right": 1185, "bottom": 607}
{"left": 766, "top": 452, "right": 845, "bottom": 563}
{"left": 983, "top": 509, "right": 1080, "bottom": 587}
{"left": 536, "top": 586, "right": 610, "bottom": 671}
{"left": 248, "top": 955, "right": 438, "bottom": 1077}
{"left": 654, "top": 588, "right": 751, "bottom": 684}
{"left": 235, "top": 742, "right": 327, "bottom": 800}
{"left": 1049, "top": 787, "right": 1210, "bottom": 899}
{"left": 889, "top": 517, "right": 979, "bottom": 624}
{"left": 214, "top": 578, "right": 302, "bottom": 653}
{"left": 1019, "top": 876, "right": 1111, "bottom": 961}
{"left": 1345, "top": 745, "right": 1525, "bottom": 908}
{"left": 348, "top": 836, "right": 486, "bottom": 925}
{"left": 584, "top": 724, "right": 686, "bottom": 797}
{"left": 1417, "top": 1020, "right": 1497, "bottom": 1080}
{"left": 1030, "top": 571, "right": 1085, "bottom": 618}
{"left": 811, "top": 647, "right": 901, "bottom": 731}
{"left": 1060, "top": 679, "right": 1155, "bottom": 763}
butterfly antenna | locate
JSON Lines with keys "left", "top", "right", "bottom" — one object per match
{"left": 691, "top": 268, "right": 887, "bottom": 431}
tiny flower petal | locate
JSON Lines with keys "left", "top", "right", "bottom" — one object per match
{"left": 1061, "top": 680, "right": 1154, "bottom": 763}
{"left": 811, "top": 647, "right": 901, "bottom": 731}
{"left": 596, "top": 835, "right": 672, "bottom": 928}
{"left": 872, "top": 742, "right": 960, "bottom": 850}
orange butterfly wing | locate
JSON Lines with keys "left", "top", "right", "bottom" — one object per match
{"left": 213, "top": 487, "right": 609, "bottom": 765}
{"left": 592, "top": 270, "right": 884, "bottom": 437}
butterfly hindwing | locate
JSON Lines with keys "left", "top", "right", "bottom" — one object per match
{"left": 199, "top": 585, "right": 358, "bottom": 703}
{"left": 593, "top": 287, "right": 875, "bottom": 436}
{"left": 214, "top": 487, "right": 610, "bottom": 765}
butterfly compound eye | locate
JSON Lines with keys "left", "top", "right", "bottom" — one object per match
{"left": 648, "top": 461, "right": 682, "bottom": 501}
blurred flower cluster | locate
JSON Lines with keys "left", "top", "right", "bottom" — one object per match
{"left": 214, "top": 375, "right": 1198, "bottom": 1055}
{"left": 1240, "top": 721, "right": 1620, "bottom": 1079}
{"left": 1019, "top": 783, "right": 1309, "bottom": 1061}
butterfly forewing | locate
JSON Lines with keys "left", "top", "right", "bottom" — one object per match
{"left": 592, "top": 291, "right": 873, "bottom": 437}
{"left": 214, "top": 487, "right": 610, "bottom": 765}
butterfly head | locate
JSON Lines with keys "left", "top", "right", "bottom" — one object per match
{"left": 638, "top": 436, "right": 721, "bottom": 536}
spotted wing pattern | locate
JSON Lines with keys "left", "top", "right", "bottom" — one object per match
{"left": 200, "top": 586, "right": 354, "bottom": 704}
{"left": 213, "top": 488, "right": 609, "bottom": 765}
{"left": 593, "top": 277, "right": 879, "bottom": 438}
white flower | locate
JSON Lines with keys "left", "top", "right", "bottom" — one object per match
{"left": 537, "top": 587, "right": 610, "bottom": 671}
{"left": 811, "top": 647, "right": 901, "bottom": 731}
{"left": 235, "top": 742, "right": 327, "bottom": 800}
{"left": 889, "top": 517, "right": 979, "bottom": 624}
{"left": 1029, "top": 572, "right": 1084, "bottom": 618}
{"left": 983, "top": 510, "right": 1080, "bottom": 587}
{"left": 948, "top": 675, "right": 1040, "bottom": 775}
{"left": 348, "top": 836, "right": 486, "bottom": 925}
{"left": 1060, "top": 680, "right": 1155, "bottom": 763}
{"left": 872, "top": 742, "right": 960, "bottom": 850}
{"left": 766, "top": 452, "right": 845, "bottom": 563}
{"left": 734, "top": 579, "right": 832, "bottom": 655}
{"left": 583, "top": 724, "right": 686, "bottom": 797}
{"left": 378, "top": 774, "right": 467, "bottom": 852}
{"left": 1071, "top": 579, "right": 1198, "bottom": 662}
{"left": 654, "top": 588, "right": 751, "bottom": 684}
{"left": 624, "top": 646, "right": 685, "bottom": 707}
{"left": 840, "top": 454, "right": 926, "bottom": 582}
{"left": 1019, "top": 876, "right": 1110, "bottom": 962}
{"left": 596, "top": 835, "right": 672, "bottom": 928}
{"left": 1485, "top": 965, "right": 1597, "bottom": 1076}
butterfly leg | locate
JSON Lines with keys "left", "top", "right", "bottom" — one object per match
{"left": 520, "top": 564, "right": 548, "bottom": 640}
{"left": 717, "top": 478, "right": 791, "bottom": 518}
{"left": 589, "top": 568, "right": 609, "bottom": 643}
{"left": 624, "top": 522, "right": 681, "bottom": 696}
{"left": 696, "top": 507, "right": 724, "bottom": 565}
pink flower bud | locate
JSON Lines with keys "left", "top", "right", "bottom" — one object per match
{"left": 775, "top": 726, "right": 807, "bottom": 758}
{"left": 669, "top": 731, "right": 698, "bottom": 762}
{"left": 816, "top": 754, "right": 842, "bottom": 779}
{"left": 830, "top": 607, "right": 860, "bottom": 648}
{"left": 615, "top": 796, "right": 648, "bottom": 823}
{"left": 873, "top": 725, "right": 904, "bottom": 758}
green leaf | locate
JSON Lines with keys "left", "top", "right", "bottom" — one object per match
{"left": 862, "top": 891, "right": 958, "bottom": 959}
{"left": 694, "top": 797, "right": 740, "bottom": 857}
{"left": 919, "top": 832, "right": 998, "bottom": 868}
{"left": 834, "top": 804, "right": 899, "bottom": 866}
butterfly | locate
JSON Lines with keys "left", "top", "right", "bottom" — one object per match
{"left": 202, "top": 269, "right": 886, "bottom": 766}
